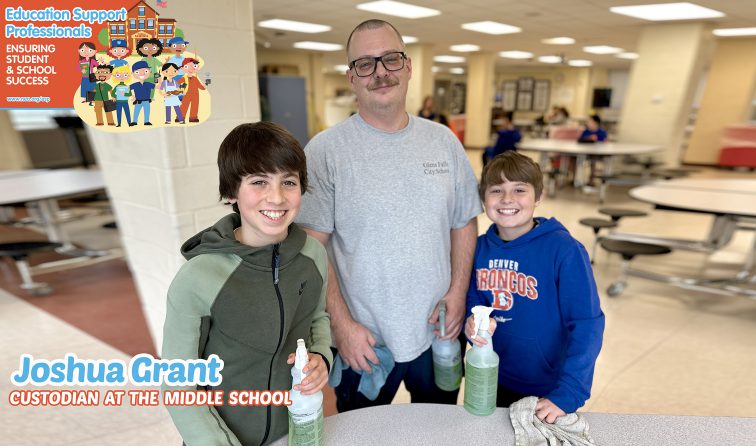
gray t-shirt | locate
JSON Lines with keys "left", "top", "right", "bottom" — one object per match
{"left": 297, "top": 113, "right": 482, "bottom": 362}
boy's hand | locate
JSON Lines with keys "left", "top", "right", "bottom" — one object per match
{"left": 286, "top": 353, "right": 327, "bottom": 395}
{"left": 535, "top": 398, "right": 566, "bottom": 423}
{"left": 464, "top": 315, "right": 496, "bottom": 347}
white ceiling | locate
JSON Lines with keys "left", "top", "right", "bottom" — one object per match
{"left": 252, "top": 0, "right": 756, "bottom": 71}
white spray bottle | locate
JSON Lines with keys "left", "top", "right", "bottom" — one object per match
{"left": 288, "top": 339, "right": 324, "bottom": 446}
{"left": 431, "top": 300, "right": 462, "bottom": 391}
{"left": 463, "top": 305, "right": 499, "bottom": 416}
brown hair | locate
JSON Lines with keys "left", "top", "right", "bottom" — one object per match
{"left": 479, "top": 151, "right": 543, "bottom": 200}
{"left": 346, "top": 19, "right": 404, "bottom": 61}
{"left": 218, "top": 122, "right": 308, "bottom": 212}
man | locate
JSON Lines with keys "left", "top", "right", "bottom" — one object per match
{"left": 179, "top": 58, "right": 206, "bottom": 123}
{"left": 296, "top": 19, "right": 481, "bottom": 412}
{"left": 92, "top": 65, "right": 115, "bottom": 127}
{"left": 129, "top": 61, "right": 155, "bottom": 126}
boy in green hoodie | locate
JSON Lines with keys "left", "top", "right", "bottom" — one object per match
{"left": 162, "top": 121, "right": 332, "bottom": 445}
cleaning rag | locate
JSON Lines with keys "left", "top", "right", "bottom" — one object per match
{"left": 509, "top": 396, "right": 596, "bottom": 446}
{"left": 328, "top": 345, "right": 395, "bottom": 401}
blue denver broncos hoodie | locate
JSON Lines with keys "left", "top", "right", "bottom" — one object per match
{"left": 466, "top": 217, "right": 605, "bottom": 413}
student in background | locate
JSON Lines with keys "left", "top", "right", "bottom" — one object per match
{"left": 418, "top": 95, "right": 449, "bottom": 126}
{"left": 483, "top": 111, "right": 521, "bottom": 166}
{"left": 578, "top": 114, "right": 607, "bottom": 142}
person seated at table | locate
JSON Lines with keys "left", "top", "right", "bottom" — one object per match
{"left": 483, "top": 111, "right": 521, "bottom": 166}
{"left": 578, "top": 114, "right": 607, "bottom": 143}
{"left": 418, "top": 95, "right": 449, "bottom": 127}
{"left": 546, "top": 106, "right": 570, "bottom": 125}
{"left": 465, "top": 151, "right": 605, "bottom": 423}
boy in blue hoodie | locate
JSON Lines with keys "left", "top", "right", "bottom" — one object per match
{"left": 465, "top": 151, "right": 604, "bottom": 423}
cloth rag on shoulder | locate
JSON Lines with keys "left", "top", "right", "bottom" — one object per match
{"left": 510, "top": 396, "right": 595, "bottom": 446}
{"left": 328, "top": 345, "right": 395, "bottom": 401}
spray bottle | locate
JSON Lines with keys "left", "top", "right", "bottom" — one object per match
{"left": 463, "top": 305, "right": 499, "bottom": 416}
{"left": 288, "top": 339, "right": 324, "bottom": 446}
{"left": 431, "top": 300, "right": 462, "bottom": 391}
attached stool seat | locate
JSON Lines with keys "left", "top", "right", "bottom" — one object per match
{"left": 0, "top": 241, "right": 62, "bottom": 295}
{"left": 578, "top": 218, "right": 617, "bottom": 264}
{"left": 598, "top": 207, "right": 648, "bottom": 223}
{"left": 600, "top": 239, "right": 671, "bottom": 297}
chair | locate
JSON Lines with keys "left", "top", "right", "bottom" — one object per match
{"left": 598, "top": 207, "right": 648, "bottom": 224}
{"left": 579, "top": 218, "right": 617, "bottom": 264}
{"left": 600, "top": 239, "right": 672, "bottom": 297}
{"left": 0, "top": 241, "right": 62, "bottom": 295}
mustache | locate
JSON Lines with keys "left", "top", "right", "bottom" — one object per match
{"left": 368, "top": 77, "right": 399, "bottom": 91}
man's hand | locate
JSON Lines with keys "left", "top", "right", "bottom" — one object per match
{"left": 427, "top": 293, "right": 465, "bottom": 340}
{"left": 464, "top": 315, "right": 496, "bottom": 347}
{"left": 332, "top": 319, "right": 379, "bottom": 373}
{"left": 287, "top": 353, "right": 327, "bottom": 395}
{"left": 535, "top": 398, "right": 566, "bottom": 423}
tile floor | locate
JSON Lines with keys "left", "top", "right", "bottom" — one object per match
{"left": 1, "top": 148, "right": 755, "bottom": 445}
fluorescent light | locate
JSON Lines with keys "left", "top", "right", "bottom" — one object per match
{"left": 538, "top": 55, "right": 562, "bottom": 64}
{"left": 356, "top": 1, "right": 440, "bottom": 19}
{"left": 334, "top": 64, "right": 349, "bottom": 72}
{"left": 403, "top": 35, "right": 418, "bottom": 44}
{"left": 293, "top": 41, "right": 343, "bottom": 51}
{"left": 461, "top": 21, "right": 521, "bottom": 35}
{"left": 568, "top": 59, "right": 592, "bottom": 67}
{"left": 616, "top": 52, "right": 639, "bottom": 59}
{"left": 431, "top": 66, "right": 440, "bottom": 73}
{"left": 583, "top": 45, "right": 623, "bottom": 54}
{"left": 542, "top": 37, "right": 575, "bottom": 45}
{"left": 499, "top": 51, "right": 533, "bottom": 59}
{"left": 713, "top": 27, "right": 756, "bottom": 37}
{"left": 610, "top": 2, "right": 724, "bottom": 21}
{"left": 449, "top": 67, "right": 465, "bottom": 74}
{"left": 257, "top": 19, "right": 331, "bottom": 33}
{"left": 433, "top": 55, "right": 466, "bottom": 63}
{"left": 450, "top": 44, "right": 480, "bottom": 52}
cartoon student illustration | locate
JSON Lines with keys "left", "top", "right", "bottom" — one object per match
{"left": 166, "top": 36, "right": 188, "bottom": 83}
{"left": 158, "top": 63, "right": 185, "bottom": 125}
{"left": 179, "top": 58, "right": 206, "bottom": 123}
{"left": 110, "top": 65, "right": 133, "bottom": 127}
{"left": 78, "top": 42, "right": 99, "bottom": 105}
{"left": 136, "top": 38, "right": 164, "bottom": 95}
{"left": 93, "top": 65, "right": 115, "bottom": 126}
{"left": 130, "top": 61, "right": 155, "bottom": 126}
{"left": 108, "top": 39, "right": 131, "bottom": 68}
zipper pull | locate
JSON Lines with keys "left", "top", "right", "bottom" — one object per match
{"left": 272, "top": 244, "right": 280, "bottom": 285}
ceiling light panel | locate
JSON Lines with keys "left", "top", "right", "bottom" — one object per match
{"left": 542, "top": 37, "right": 575, "bottom": 45}
{"left": 293, "top": 41, "right": 343, "bottom": 51}
{"left": 450, "top": 44, "right": 480, "bottom": 52}
{"left": 356, "top": 1, "right": 440, "bottom": 19}
{"left": 461, "top": 21, "right": 521, "bottom": 35}
{"left": 568, "top": 59, "right": 592, "bottom": 67}
{"left": 402, "top": 36, "right": 419, "bottom": 44}
{"left": 583, "top": 45, "right": 624, "bottom": 54}
{"left": 434, "top": 55, "right": 466, "bottom": 63}
{"left": 616, "top": 52, "right": 639, "bottom": 59}
{"left": 499, "top": 51, "right": 533, "bottom": 59}
{"left": 713, "top": 28, "right": 756, "bottom": 37}
{"left": 610, "top": 2, "right": 724, "bottom": 21}
{"left": 257, "top": 19, "right": 331, "bottom": 33}
{"left": 538, "top": 56, "right": 562, "bottom": 64}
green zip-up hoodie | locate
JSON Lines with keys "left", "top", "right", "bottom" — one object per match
{"left": 162, "top": 213, "right": 331, "bottom": 446}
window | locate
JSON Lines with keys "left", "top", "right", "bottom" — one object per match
{"left": 138, "top": 20, "right": 145, "bottom": 29}
{"left": 130, "top": 19, "right": 136, "bottom": 29}
{"left": 138, "top": 6, "right": 145, "bottom": 16}
{"left": 118, "top": 25, "right": 124, "bottom": 34}
{"left": 147, "top": 19, "right": 154, "bottom": 28}
{"left": 159, "top": 25, "right": 165, "bottom": 34}
{"left": 110, "top": 25, "right": 116, "bottom": 34}
{"left": 167, "top": 25, "right": 173, "bottom": 33}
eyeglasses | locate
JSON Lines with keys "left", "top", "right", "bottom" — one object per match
{"left": 349, "top": 52, "right": 407, "bottom": 77}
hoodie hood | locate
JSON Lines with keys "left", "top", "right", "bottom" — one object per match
{"left": 181, "top": 213, "right": 307, "bottom": 268}
{"left": 485, "top": 217, "right": 568, "bottom": 249}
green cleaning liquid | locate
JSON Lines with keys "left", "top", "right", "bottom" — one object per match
{"left": 463, "top": 308, "right": 499, "bottom": 416}
{"left": 288, "top": 406, "right": 324, "bottom": 446}
{"left": 433, "top": 356, "right": 462, "bottom": 391}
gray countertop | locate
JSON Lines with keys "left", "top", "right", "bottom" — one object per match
{"left": 272, "top": 403, "right": 756, "bottom": 445}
